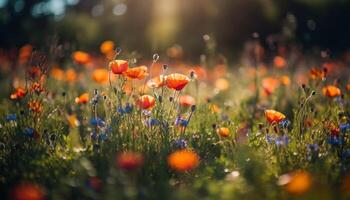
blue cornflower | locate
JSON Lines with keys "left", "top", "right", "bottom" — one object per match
{"left": 91, "top": 132, "right": 98, "bottom": 141}
{"left": 340, "top": 123, "right": 350, "bottom": 133}
{"left": 90, "top": 118, "right": 105, "bottom": 127}
{"left": 6, "top": 114, "right": 17, "bottom": 122}
{"left": 334, "top": 96, "right": 344, "bottom": 106}
{"left": 161, "top": 120, "right": 169, "bottom": 132}
{"left": 145, "top": 118, "right": 160, "bottom": 127}
{"left": 341, "top": 149, "right": 350, "bottom": 159}
{"left": 124, "top": 103, "right": 133, "bottom": 113}
{"left": 279, "top": 119, "right": 291, "bottom": 129}
{"left": 266, "top": 134, "right": 274, "bottom": 144}
{"left": 307, "top": 143, "right": 319, "bottom": 152}
{"left": 275, "top": 134, "right": 289, "bottom": 146}
{"left": 175, "top": 116, "right": 188, "bottom": 127}
{"left": 328, "top": 136, "right": 343, "bottom": 146}
{"left": 173, "top": 139, "right": 188, "bottom": 149}
{"left": 117, "top": 106, "right": 125, "bottom": 114}
{"left": 142, "top": 110, "right": 152, "bottom": 117}
{"left": 23, "top": 127, "right": 35, "bottom": 137}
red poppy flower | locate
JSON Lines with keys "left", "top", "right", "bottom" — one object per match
{"left": 92, "top": 69, "right": 109, "bottom": 84}
{"left": 274, "top": 56, "right": 287, "bottom": 68}
{"left": 72, "top": 51, "right": 90, "bottom": 65}
{"left": 28, "top": 101, "right": 43, "bottom": 113}
{"left": 75, "top": 93, "right": 89, "bottom": 104}
{"left": 166, "top": 73, "right": 190, "bottom": 91}
{"left": 27, "top": 66, "right": 41, "bottom": 80}
{"left": 124, "top": 66, "right": 148, "bottom": 80}
{"left": 100, "top": 40, "right": 115, "bottom": 54}
{"left": 262, "top": 77, "right": 280, "bottom": 95}
{"left": 309, "top": 68, "right": 326, "bottom": 80}
{"left": 285, "top": 171, "right": 312, "bottom": 195}
{"left": 168, "top": 149, "right": 199, "bottom": 172}
{"left": 217, "top": 127, "right": 230, "bottom": 137}
{"left": 264, "top": 109, "right": 286, "bottom": 124}
{"left": 30, "top": 82, "right": 44, "bottom": 94}
{"left": 322, "top": 85, "right": 341, "bottom": 98}
{"left": 11, "top": 182, "right": 45, "bottom": 200}
{"left": 116, "top": 152, "right": 144, "bottom": 171}
{"left": 10, "top": 87, "right": 26, "bottom": 100}
{"left": 137, "top": 95, "right": 155, "bottom": 109}
{"left": 110, "top": 60, "right": 128, "bottom": 75}
{"left": 179, "top": 95, "right": 195, "bottom": 107}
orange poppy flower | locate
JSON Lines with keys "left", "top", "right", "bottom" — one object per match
{"left": 137, "top": 95, "right": 155, "bottom": 109}
{"left": 92, "top": 69, "right": 109, "bottom": 84}
{"left": 28, "top": 101, "right": 43, "bottom": 113}
{"left": 27, "top": 66, "right": 41, "bottom": 80}
{"left": 124, "top": 66, "right": 148, "bottom": 80}
{"left": 280, "top": 75, "right": 291, "bottom": 86}
{"left": 147, "top": 75, "right": 166, "bottom": 88}
{"left": 324, "top": 121, "right": 340, "bottom": 136}
{"left": 285, "top": 171, "right": 312, "bottom": 195}
{"left": 217, "top": 127, "right": 230, "bottom": 137}
{"left": 179, "top": 95, "right": 195, "bottom": 107}
{"left": 100, "top": 40, "right": 115, "bottom": 54}
{"left": 262, "top": 77, "right": 280, "bottom": 95}
{"left": 11, "top": 182, "right": 44, "bottom": 200}
{"left": 274, "top": 56, "right": 287, "bottom": 68}
{"left": 264, "top": 109, "right": 286, "bottom": 124}
{"left": 72, "top": 51, "right": 90, "bottom": 65}
{"left": 30, "top": 82, "right": 44, "bottom": 94}
{"left": 75, "top": 93, "right": 89, "bottom": 104}
{"left": 110, "top": 60, "right": 128, "bottom": 75}
{"left": 347, "top": 84, "right": 350, "bottom": 91}
{"left": 18, "top": 44, "right": 33, "bottom": 64}
{"left": 309, "top": 68, "right": 326, "bottom": 80}
{"left": 51, "top": 68, "right": 65, "bottom": 81}
{"left": 168, "top": 149, "right": 199, "bottom": 172}
{"left": 65, "top": 68, "right": 78, "bottom": 83}
{"left": 166, "top": 73, "right": 190, "bottom": 91}
{"left": 10, "top": 87, "right": 26, "bottom": 100}
{"left": 116, "top": 152, "right": 144, "bottom": 171}
{"left": 322, "top": 85, "right": 341, "bottom": 98}
{"left": 215, "top": 78, "right": 229, "bottom": 91}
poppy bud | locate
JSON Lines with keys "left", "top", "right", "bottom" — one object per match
{"left": 191, "top": 105, "right": 196, "bottom": 112}
{"left": 116, "top": 47, "right": 122, "bottom": 54}
{"left": 258, "top": 123, "right": 264, "bottom": 130}
{"left": 153, "top": 54, "right": 159, "bottom": 62}
{"left": 190, "top": 70, "right": 195, "bottom": 79}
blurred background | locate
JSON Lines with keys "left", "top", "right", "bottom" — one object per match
{"left": 0, "top": 0, "right": 349, "bottom": 59}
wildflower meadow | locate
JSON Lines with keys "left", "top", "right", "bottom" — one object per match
{"left": 1, "top": 1, "right": 350, "bottom": 200}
